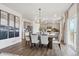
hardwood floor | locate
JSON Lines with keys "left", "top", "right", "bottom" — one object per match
{"left": 0, "top": 43, "right": 56, "bottom": 56}
{"left": 0, "top": 42, "right": 76, "bottom": 56}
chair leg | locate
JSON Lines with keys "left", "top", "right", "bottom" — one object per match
{"left": 40, "top": 44, "right": 43, "bottom": 48}
{"left": 45, "top": 45, "right": 48, "bottom": 48}
{"left": 42, "top": 44, "right": 48, "bottom": 48}
{"left": 36, "top": 44, "right": 39, "bottom": 49}
{"left": 31, "top": 43, "right": 34, "bottom": 48}
{"left": 30, "top": 43, "right": 33, "bottom": 48}
{"left": 46, "top": 45, "right": 48, "bottom": 49}
{"left": 26, "top": 41, "right": 29, "bottom": 45}
{"left": 58, "top": 44, "right": 61, "bottom": 49}
{"left": 28, "top": 41, "right": 30, "bottom": 45}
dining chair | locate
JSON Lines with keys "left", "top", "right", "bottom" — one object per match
{"left": 25, "top": 32, "right": 30, "bottom": 40}
{"left": 25, "top": 32, "right": 30, "bottom": 45}
{"left": 40, "top": 34, "right": 48, "bottom": 48}
{"left": 31, "top": 34, "right": 39, "bottom": 48}
{"left": 52, "top": 32, "right": 61, "bottom": 49}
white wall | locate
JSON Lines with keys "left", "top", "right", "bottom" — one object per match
{"left": 0, "top": 4, "right": 23, "bottom": 49}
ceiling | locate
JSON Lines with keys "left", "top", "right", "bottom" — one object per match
{"left": 2, "top": 3, "right": 72, "bottom": 21}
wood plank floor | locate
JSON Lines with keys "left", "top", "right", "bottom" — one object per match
{"left": 0, "top": 42, "right": 76, "bottom": 56}
{"left": 0, "top": 43, "right": 57, "bottom": 56}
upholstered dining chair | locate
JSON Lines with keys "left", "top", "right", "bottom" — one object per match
{"left": 52, "top": 32, "right": 61, "bottom": 49}
{"left": 40, "top": 34, "right": 48, "bottom": 48}
{"left": 31, "top": 34, "right": 39, "bottom": 47}
{"left": 25, "top": 32, "right": 30, "bottom": 45}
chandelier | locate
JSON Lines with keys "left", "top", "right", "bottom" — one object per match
{"left": 38, "top": 8, "right": 41, "bottom": 23}
{"left": 34, "top": 8, "right": 42, "bottom": 23}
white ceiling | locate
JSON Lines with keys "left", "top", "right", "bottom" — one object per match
{"left": 2, "top": 3, "right": 71, "bottom": 21}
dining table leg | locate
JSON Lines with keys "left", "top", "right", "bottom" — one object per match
{"left": 48, "top": 37, "right": 52, "bottom": 49}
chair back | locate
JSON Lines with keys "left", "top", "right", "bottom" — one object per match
{"left": 31, "top": 34, "right": 39, "bottom": 43}
{"left": 52, "top": 32, "right": 60, "bottom": 44}
{"left": 25, "top": 32, "right": 29, "bottom": 36}
{"left": 40, "top": 34, "right": 48, "bottom": 45}
{"left": 25, "top": 32, "right": 30, "bottom": 41}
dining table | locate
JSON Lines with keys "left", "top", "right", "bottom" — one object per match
{"left": 29, "top": 32, "right": 59, "bottom": 49}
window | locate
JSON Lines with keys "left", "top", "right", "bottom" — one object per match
{"left": 9, "top": 14, "right": 15, "bottom": 38}
{"left": 0, "top": 10, "right": 20, "bottom": 40}
{"left": 0, "top": 11, "right": 8, "bottom": 40}
{"left": 15, "top": 16, "right": 20, "bottom": 37}
{"left": 69, "top": 18, "right": 76, "bottom": 32}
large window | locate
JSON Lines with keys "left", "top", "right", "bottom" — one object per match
{"left": 0, "top": 10, "right": 20, "bottom": 40}
{"left": 67, "top": 17, "right": 77, "bottom": 49}
{"left": 0, "top": 11, "right": 8, "bottom": 40}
